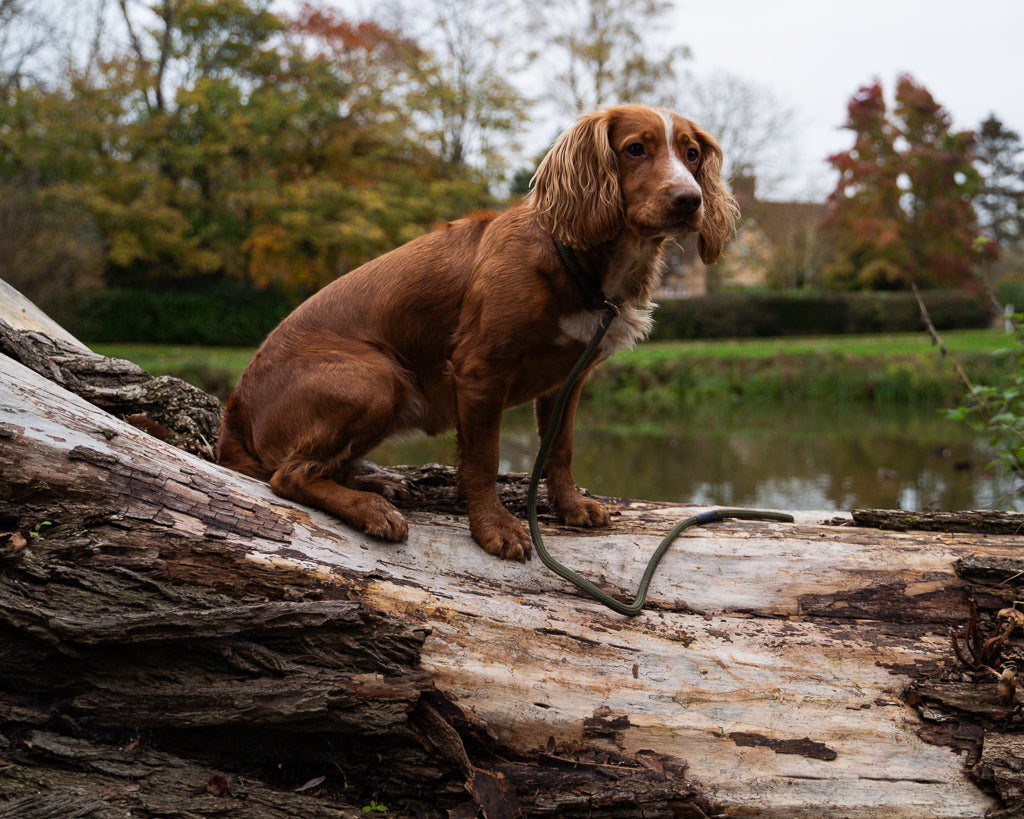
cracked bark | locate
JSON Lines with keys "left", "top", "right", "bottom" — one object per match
{"left": 3, "top": 288, "right": 1024, "bottom": 817}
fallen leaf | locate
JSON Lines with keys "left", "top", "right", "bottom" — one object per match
{"left": 295, "top": 775, "right": 326, "bottom": 793}
{"left": 1, "top": 532, "right": 27, "bottom": 555}
{"left": 997, "top": 608, "right": 1024, "bottom": 629}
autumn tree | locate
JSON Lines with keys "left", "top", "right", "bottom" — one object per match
{"left": 820, "top": 75, "right": 984, "bottom": 289}
{"left": 0, "top": 0, "right": 112, "bottom": 314}
{"left": 0, "top": 0, "right": 498, "bottom": 308}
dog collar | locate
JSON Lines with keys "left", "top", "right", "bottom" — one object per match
{"left": 553, "top": 240, "right": 615, "bottom": 314}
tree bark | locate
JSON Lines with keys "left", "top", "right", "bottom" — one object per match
{"left": 3, "top": 296, "right": 1024, "bottom": 817}
{"left": 853, "top": 508, "right": 1024, "bottom": 536}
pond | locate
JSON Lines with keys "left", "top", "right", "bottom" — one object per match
{"left": 374, "top": 403, "right": 1024, "bottom": 513}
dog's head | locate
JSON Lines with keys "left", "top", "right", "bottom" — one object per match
{"left": 530, "top": 105, "right": 738, "bottom": 264}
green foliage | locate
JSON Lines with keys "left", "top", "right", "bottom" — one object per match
{"left": 30, "top": 521, "right": 53, "bottom": 538}
{"left": 95, "top": 330, "right": 1013, "bottom": 411}
{"left": 821, "top": 75, "right": 987, "bottom": 289}
{"left": 996, "top": 279, "right": 1024, "bottom": 309}
{"left": 947, "top": 315, "right": 1024, "bottom": 477}
{"left": 74, "top": 288, "right": 994, "bottom": 349}
{"left": 0, "top": 0, "right": 506, "bottom": 308}
{"left": 65, "top": 281, "right": 294, "bottom": 347}
{"left": 583, "top": 343, "right": 1011, "bottom": 419}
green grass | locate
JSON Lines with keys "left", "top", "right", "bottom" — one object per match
{"left": 91, "top": 329, "right": 1015, "bottom": 409}
{"left": 94, "top": 330, "right": 1012, "bottom": 378}
{"left": 93, "top": 344, "right": 256, "bottom": 376}
{"left": 92, "top": 343, "right": 255, "bottom": 399}
{"left": 615, "top": 329, "right": 1012, "bottom": 365}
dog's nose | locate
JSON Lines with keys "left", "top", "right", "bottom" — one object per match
{"left": 670, "top": 187, "right": 702, "bottom": 215}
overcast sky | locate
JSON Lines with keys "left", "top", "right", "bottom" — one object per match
{"left": 25, "top": 0, "right": 1017, "bottom": 203}
{"left": 334, "top": 0, "right": 1022, "bottom": 201}
{"left": 675, "top": 0, "right": 1024, "bottom": 200}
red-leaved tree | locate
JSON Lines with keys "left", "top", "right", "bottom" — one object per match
{"left": 820, "top": 74, "right": 988, "bottom": 289}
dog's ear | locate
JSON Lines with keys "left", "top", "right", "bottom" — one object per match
{"left": 692, "top": 125, "right": 740, "bottom": 264}
{"left": 530, "top": 111, "right": 623, "bottom": 250}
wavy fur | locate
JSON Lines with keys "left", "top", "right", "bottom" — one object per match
{"left": 529, "top": 112, "right": 623, "bottom": 249}
{"left": 691, "top": 124, "right": 740, "bottom": 263}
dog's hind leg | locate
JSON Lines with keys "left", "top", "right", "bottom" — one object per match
{"left": 271, "top": 460, "right": 409, "bottom": 541}
{"left": 258, "top": 346, "right": 413, "bottom": 541}
{"left": 351, "top": 461, "right": 412, "bottom": 500}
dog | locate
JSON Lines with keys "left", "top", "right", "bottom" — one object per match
{"left": 218, "top": 105, "right": 738, "bottom": 561}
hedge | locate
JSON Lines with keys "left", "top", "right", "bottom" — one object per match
{"left": 66, "top": 285, "right": 994, "bottom": 346}
{"left": 66, "top": 283, "right": 296, "bottom": 347}
{"left": 648, "top": 290, "right": 994, "bottom": 341}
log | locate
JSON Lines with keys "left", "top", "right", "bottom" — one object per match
{"left": 3, "top": 292, "right": 1024, "bottom": 817}
{"left": 853, "top": 508, "right": 1024, "bottom": 536}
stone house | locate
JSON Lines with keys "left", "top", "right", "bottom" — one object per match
{"left": 659, "top": 176, "right": 826, "bottom": 297}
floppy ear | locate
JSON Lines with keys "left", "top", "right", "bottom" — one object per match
{"left": 693, "top": 125, "right": 740, "bottom": 264}
{"left": 529, "top": 111, "right": 623, "bottom": 250}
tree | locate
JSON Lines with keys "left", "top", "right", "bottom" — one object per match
{"left": 526, "top": 0, "right": 689, "bottom": 114}
{"left": 0, "top": 0, "right": 48, "bottom": 91}
{"left": 0, "top": 0, "right": 113, "bottom": 315}
{"left": 0, "top": 0, "right": 498, "bottom": 302}
{"left": 380, "top": 0, "right": 532, "bottom": 178}
{"left": 673, "top": 69, "right": 798, "bottom": 198}
{"left": 820, "top": 80, "right": 908, "bottom": 288}
{"left": 821, "top": 74, "right": 985, "bottom": 289}
{"left": 277, "top": 3, "right": 498, "bottom": 284}
{"left": 974, "top": 114, "right": 1024, "bottom": 249}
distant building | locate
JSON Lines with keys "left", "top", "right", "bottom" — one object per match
{"left": 659, "top": 176, "right": 826, "bottom": 297}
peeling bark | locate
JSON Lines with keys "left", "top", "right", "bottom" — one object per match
{"left": 0, "top": 315, "right": 221, "bottom": 460}
{"left": 853, "top": 508, "right": 1024, "bottom": 536}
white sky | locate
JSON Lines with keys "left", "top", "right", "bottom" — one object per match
{"left": 325, "top": 0, "right": 1022, "bottom": 201}
{"left": 674, "top": 0, "right": 1024, "bottom": 200}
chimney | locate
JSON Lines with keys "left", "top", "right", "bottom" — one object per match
{"left": 732, "top": 176, "right": 756, "bottom": 208}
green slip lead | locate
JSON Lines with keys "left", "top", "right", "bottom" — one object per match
{"left": 526, "top": 300, "right": 793, "bottom": 617}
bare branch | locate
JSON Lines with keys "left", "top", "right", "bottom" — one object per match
{"left": 911, "top": 280, "right": 976, "bottom": 394}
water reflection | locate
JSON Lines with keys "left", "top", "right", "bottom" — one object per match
{"left": 375, "top": 405, "right": 1023, "bottom": 512}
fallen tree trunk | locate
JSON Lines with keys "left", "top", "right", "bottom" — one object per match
{"left": 853, "top": 508, "right": 1024, "bottom": 536}
{"left": 2, "top": 299, "right": 1024, "bottom": 817}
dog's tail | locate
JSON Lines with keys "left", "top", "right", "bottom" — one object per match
{"left": 217, "top": 394, "right": 273, "bottom": 481}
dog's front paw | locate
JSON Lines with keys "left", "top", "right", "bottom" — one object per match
{"left": 469, "top": 507, "right": 533, "bottom": 562}
{"left": 552, "top": 494, "right": 612, "bottom": 529}
{"left": 355, "top": 496, "right": 409, "bottom": 542}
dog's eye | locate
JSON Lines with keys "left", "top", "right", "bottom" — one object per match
{"left": 625, "top": 142, "right": 646, "bottom": 158}
{"left": 686, "top": 147, "right": 700, "bottom": 162}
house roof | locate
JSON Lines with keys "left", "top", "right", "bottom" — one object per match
{"left": 732, "top": 176, "right": 824, "bottom": 246}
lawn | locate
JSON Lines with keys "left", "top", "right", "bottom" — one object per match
{"left": 94, "top": 329, "right": 1011, "bottom": 382}
{"left": 93, "top": 344, "right": 256, "bottom": 381}
{"left": 620, "top": 328, "right": 1011, "bottom": 365}
{"left": 92, "top": 328, "right": 1013, "bottom": 405}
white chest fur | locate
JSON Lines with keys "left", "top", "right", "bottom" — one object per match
{"left": 558, "top": 302, "right": 654, "bottom": 357}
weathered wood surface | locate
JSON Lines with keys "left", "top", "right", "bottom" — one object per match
{"left": 854, "top": 508, "right": 1024, "bottom": 536}
{"left": 3, "top": 306, "right": 1024, "bottom": 816}
{"left": 0, "top": 314, "right": 221, "bottom": 460}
